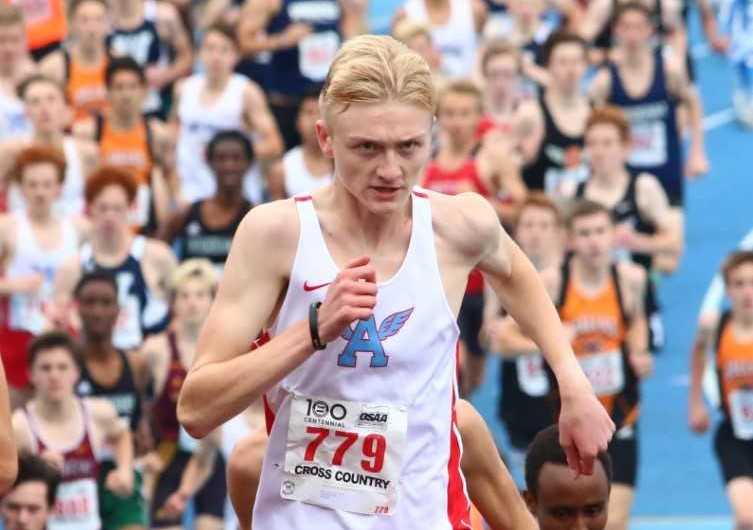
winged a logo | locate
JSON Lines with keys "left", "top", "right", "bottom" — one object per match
{"left": 337, "top": 308, "right": 414, "bottom": 368}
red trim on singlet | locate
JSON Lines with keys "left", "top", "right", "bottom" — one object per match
{"left": 294, "top": 195, "right": 313, "bottom": 202}
{"left": 447, "top": 342, "right": 471, "bottom": 529}
{"left": 412, "top": 189, "right": 429, "bottom": 198}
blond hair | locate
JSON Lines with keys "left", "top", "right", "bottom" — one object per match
{"left": 170, "top": 259, "right": 218, "bottom": 296}
{"left": 437, "top": 79, "right": 484, "bottom": 113}
{"left": 320, "top": 35, "right": 436, "bottom": 118}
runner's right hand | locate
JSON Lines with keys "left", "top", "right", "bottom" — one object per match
{"left": 40, "top": 450, "right": 64, "bottom": 472}
{"left": 689, "top": 400, "right": 710, "bottom": 434}
{"left": 317, "top": 256, "right": 377, "bottom": 344}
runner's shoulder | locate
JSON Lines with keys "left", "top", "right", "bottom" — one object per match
{"left": 425, "top": 189, "right": 501, "bottom": 258}
{"left": 236, "top": 198, "right": 300, "bottom": 259}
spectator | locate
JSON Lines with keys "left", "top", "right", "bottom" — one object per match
{"left": 0, "top": 454, "right": 60, "bottom": 529}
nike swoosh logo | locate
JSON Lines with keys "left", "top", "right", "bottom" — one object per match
{"left": 303, "top": 281, "right": 332, "bottom": 292}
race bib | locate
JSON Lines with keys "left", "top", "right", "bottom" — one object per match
{"left": 629, "top": 121, "right": 667, "bottom": 167}
{"left": 282, "top": 394, "right": 407, "bottom": 516}
{"left": 299, "top": 31, "right": 339, "bottom": 81}
{"left": 49, "top": 479, "right": 100, "bottom": 530}
{"left": 579, "top": 350, "right": 625, "bottom": 396}
{"left": 729, "top": 388, "right": 753, "bottom": 440}
{"left": 516, "top": 353, "right": 550, "bottom": 397}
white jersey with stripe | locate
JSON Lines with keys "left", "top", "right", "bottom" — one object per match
{"left": 403, "top": 0, "right": 477, "bottom": 78}
{"left": 254, "top": 189, "right": 470, "bottom": 529}
{"left": 7, "top": 213, "right": 78, "bottom": 334}
{"left": 283, "top": 146, "right": 332, "bottom": 197}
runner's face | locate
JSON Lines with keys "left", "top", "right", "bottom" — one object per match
{"left": 586, "top": 123, "right": 629, "bottom": 176}
{"left": 727, "top": 263, "right": 753, "bottom": 316}
{"left": 90, "top": 185, "right": 131, "bottom": 236}
{"left": 0, "top": 23, "right": 26, "bottom": 65}
{"left": 77, "top": 280, "right": 119, "bottom": 341}
{"left": 297, "top": 97, "right": 322, "bottom": 146}
{"left": 438, "top": 92, "right": 482, "bottom": 148}
{"left": 20, "top": 163, "right": 62, "bottom": 212}
{"left": 30, "top": 348, "right": 79, "bottom": 402}
{"left": 614, "top": 11, "right": 653, "bottom": 49}
{"left": 201, "top": 31, "right": 238, "bottom": 78}
{"left": 172, "top": 278, "right": 213, "bottom": 326}
{"left": 516, "top": 206, "right": 561, "bottom": 264}
{"left": 0, "top": 481, "right": 51, "bottom": 530}
{"left": 484, "top": 54, "right": 519, "bottom": 100}
{"left": 72, "top": 1, "right": 108, "bottom": 46}
{"left": 570, "top": 212, "right": 614, "bottom": 266}
{"left": 527, "top": 462, "right": 609, "bottom": 530}
{"left": 23, "top": 82, "right": 70, "bottom": 135}
{"left": 208, "top": 139, "right": 250, "bottom": 191}
{"left": 547, "top": 43, "right": 586, "bottom": 93}
{"left": 109, "top": 70, "right": 145, "bottom": 115}
{"left": 317, "top": 101, "right": 432, "bottom": 215}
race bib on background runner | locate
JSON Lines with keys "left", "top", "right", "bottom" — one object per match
{"left": 283, "top": 394, "right": 407, "bottom": 515}
{"left": 49, "top": 479, "right": 100, "bottom": 530}
{"left": 299, "top": 31, "right": 339, "bottom": 81}
{"left": 579, "top": 350, "right": 625, "bottom": 396}
{"left": 629, "top": 121, "right": 668, "bottom": 167}
{"left": 516, "top": 353, "right": 550, "bottom": 397}
{"left": 729, "top": 388, "right": 753, "bottom": 440}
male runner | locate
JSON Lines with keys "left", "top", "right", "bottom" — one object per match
{"left": 11, "top": 331, "right": 135, "bottom": 530}
{"left": 237, "top": 0, "right": 366, "bottom": 149}
{"left": 39, "top": 0, "right": 110, "bottom": 123}
{"left": 106, "top": 0, "right": 193, "bottom": 118}
{"left": 0, "top": 146, "right": 86, "bottom": 409}
{"left": 542, "top": 200, "right": 652, "bottom": 530}
{"left": 178, "top": 35, "right": 614, "bottom": 529}
{"left": 140, "top": 259, "right": 222, "bottom": 530}
{"left": 479, "top": 39, "right": 525, "bottom": 139}
{"left": 74, "top": 57, "right": 173, "bottom": 235}
{"left": 172, "top": 23, "right": 282, "bottom": 205}
{"left": 689, "top": 251, "right": 753, "bottom": 530}
{"left": 560, "top": 105, "right": 682, "bottom": 273}
{"left": 423, "top": 78, "right": 525, "bottom": 395}
{"left": 53, "top": 166, "right": 177, "bottom": 351}
{"left": 485, "top": 193, "right": 565, "bottom": 482}
{"left": 0, "top": 5, "right": 35, "bottom": 141}
{"left": 74, "top": 271, "right": 148, "bottom": 530}
{"left": 515, "top": 31, "right": 590, "bottom": 194}
{"left": 160, "top": 131, "right": 253, "bottom": 275}
{"left": 525, "top": 425, "right": 613, "bottom": 530}
{"left": 0, "top": 75, "right": 99, "bottom": 216}
{"left": 0, "top": 454, "right": 60, "bottom": 530}
{"left": 590, "top": 1, "right": 708, "bottom": 207}
{"left": 269, "top": 86, "right": 333, "bottom": 199}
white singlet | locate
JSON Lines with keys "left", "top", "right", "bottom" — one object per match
{"left": 7, "top": 213, "right": 78, "bottom": 334}
{"left": 0, "top": 90, "right": 30, "bottom": 140}
{"left": 283, "top": 146, "right": 332, "bottom": 197}
{"left": 403, "top": 0, "right": 477, "bottom": 78}
{"left": 176, "top": 73, "right": 249, "bottom": 203}
{"left": 7, "top": 136, "right": 85, "bottom": 216}
{"left": 253, "top": 189, "right": 470, "bottom": 529}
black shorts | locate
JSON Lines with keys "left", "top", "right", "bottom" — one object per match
{"left": 608, "top": 424, "right": 638, "bottom": 487}
{"left": 150, "top": 450, "right": 227, "bottom": 527}
{"left": 714, "top": 420, "right": 753, "bottom": 484}
{"left": 458, "top": 291, "right": 485, "bottom": 358}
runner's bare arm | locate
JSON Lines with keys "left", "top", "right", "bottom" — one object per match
{"left": 155, "top": 3, "right": 193, "bottom": 88}
{"left": 621, "top": 263, "right": 652, "bottom": 379}
{"left": 666, "top": 62, "right": 708, "bottom": 178}
{"left": 72, "top": 116, "right": 97, "bottom": 142}
{"left": 37, "top": 50, "right": 66, "bottom": 84}
{"left": 144, "top": 239, "right": 178, "bottom": 300}
{"left": 51, "top": 255, "right": 83, "bottom": 329}
{"left": 462, "top": 193, "right": 614, "bottom": 474}
{"left": 0, "top": 363, "right": 18, "bottom": 493}
{"left": 457, "top": 399, "right": 538, "bottom": 530}
{"left": 243, "top": 82, "right": 284, "bottom": 161}
{"left": 688, "top": 322, "right": 714, "bottom": 434}
{"left": 577, "top": 0, "right": 611, "bottom": 42}
{"left": 634, "top": 173, "right": 683, "bottom": 271}
{"left": 513, "top": 101, "right": 545, "bottom": 165}
{"left": 164, "top": 431, "right": 220, "bottom": 515}
{"left": 179, "top": 200, "right": 378, "bottom": 437}
{"left": 588, "top": 68, "right": 612, "bottom": 105}
{"left": 487, "top": 316, "right": 539, "bottom": 358}
{"left": 10, "top": 410, "right": 33, "bottom": 455}
{"left": 339, "top": 0, "right": 367, "bottom": 38}
{"left": 91, "top": 398, "right": 134, "bottom": 497}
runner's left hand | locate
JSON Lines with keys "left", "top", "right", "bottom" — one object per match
{"left": 558, "top": 385, "right": 615, "bottom": 476}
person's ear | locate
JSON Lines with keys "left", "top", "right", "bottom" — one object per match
{"left": 315, "top": 119, "right": 334, "bottom": 158}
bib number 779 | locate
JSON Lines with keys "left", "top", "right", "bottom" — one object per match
{"left": 304, "top": 427, "right": 386, "bottom": 473}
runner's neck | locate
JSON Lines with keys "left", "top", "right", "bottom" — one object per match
{"left": 33, "top": 395, "right": 79, "bottom": 423}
